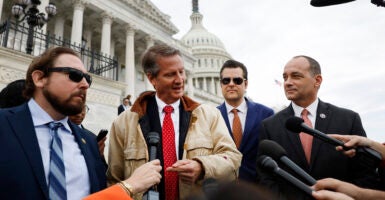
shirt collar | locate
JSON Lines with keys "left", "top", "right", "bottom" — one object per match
{"left": 28, "top": 98, "right": 71, "bottom": 132}
{"left": 291, "top": 98, "right": 319, "bottom": 118}
{"left": 155, "top": 94, "right": 180, "bottom": 113}
{"left": 225, "top": 98, "right": 247, "bottom": 114}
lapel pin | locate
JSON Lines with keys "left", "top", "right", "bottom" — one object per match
{"left": 81, "top": 138, "right": 86, "bottom": 144}
{"left": 320, "top": 113, "right": 326, "bottom": 119}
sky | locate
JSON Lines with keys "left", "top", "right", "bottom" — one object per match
{"left": 151, "top": 0, "right": 385, "bottom": 141}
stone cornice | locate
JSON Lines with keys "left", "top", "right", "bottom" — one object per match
{"left": 121, "top": 0, "right": 178, "bottom": 35}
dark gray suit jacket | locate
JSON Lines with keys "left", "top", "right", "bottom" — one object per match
{"left": 257, "top": 99, "right": 380, "bottom": 200}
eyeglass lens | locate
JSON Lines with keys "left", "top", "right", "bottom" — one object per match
{"left": 221, "top": 77, "right": 244, "bottom": 85}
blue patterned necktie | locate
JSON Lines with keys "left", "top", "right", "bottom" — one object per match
{"left": 47, "top": 122, "right": 67, "bottom": 200}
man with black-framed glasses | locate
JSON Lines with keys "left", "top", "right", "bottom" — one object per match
{"left": 0, "top": 47, "right": 106, "bottom": 199}
{"left": 217, "top": 59, "right": 274, "bottom": 183}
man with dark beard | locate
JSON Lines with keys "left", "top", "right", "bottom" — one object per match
{"left": 0, "top": 47, "right": 106, "bottom": 200}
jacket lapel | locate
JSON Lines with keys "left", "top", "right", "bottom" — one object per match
{"left": 282, "top": 105, "right": 310, "bottom": 168}
{"left": 217, "top": 103, "right": 231, "bottom": 134}
{"left": 241, "top": 100, "right": 257, "bottom": 151}
{"left": 8, "top": 104, "right": 49, "bottom": 199}
{"left": 69, "top": 122, "right": 98, "bottom": 192}
{"left": 309, "top": 100, "right": 331, "bottom": 169}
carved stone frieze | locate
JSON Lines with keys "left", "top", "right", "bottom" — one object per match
{"left": 0, "top": 66, "right": 25, "bottom": 83}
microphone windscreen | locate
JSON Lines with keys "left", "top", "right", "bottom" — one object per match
{"left": 147, "top": 131, "right": 160, "bottom": 145}
{"left": 310, "top": 0, "right": 355, "bottom": 7}
{"left": 285, "top": 117, "right": 304, "bottom": 133}
{"left": 257, "top": 155, "right": 277, "bottom": 173}
{"left": 259, "top": 140, "right": 287, "bottom": 161}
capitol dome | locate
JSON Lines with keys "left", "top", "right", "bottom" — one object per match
{"left": 180, "top": 0, "right": 232, "bottom": 105}
{"left": 181, "top": 1, "right": 229, "bottom": 56}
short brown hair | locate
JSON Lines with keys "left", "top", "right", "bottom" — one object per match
{"left": 141, "top": 44, "right": 181, "bottom": 77}
{"left": 24, "top": 47, "right": 79, "bottom": 98}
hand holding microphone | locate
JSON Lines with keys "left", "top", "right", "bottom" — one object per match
{"left": 285, "top": 117, "right": 382, "bottom": 169}
{"left": 143, "top": 132, "right": 161, "bottom": 200}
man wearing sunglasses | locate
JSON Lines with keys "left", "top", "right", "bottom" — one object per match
{"left": 107, "top": 44, "right": 242, "bottom": 200}
{"left": 217, "top": 59, "right": 274, "bottom": 183}
{"left": 0, "top": 47, "right": 106, "bottom": 199}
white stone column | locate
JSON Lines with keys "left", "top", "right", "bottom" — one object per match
{"left": 125, "top": 25, "right": 136, "bottom": 97}
{"left": 216, "top": 78, "right": 222, "bottom": 96}
{"left": 203, "top": 77, "right": 207, "bottom": 91}
{"left": 71, "top": 0, "right": 85, "bottom": 46}
{"left": 187, "top": 71, "right": 194, "bottom": 96}
{"left": 100, "top": 12, "right": 113, "bottom": 55}
{"left": 210, "top": 77, "right": 215, "bottom": 94}
{"left": 54, "top": 16, "right": 65, "bottom": 40}
{"left": 144, "top": 35, "right": 154, "bottom": 91}
{"left": 0, "top": 0, "right": 4, "bottom": 22}
{"left": 82, "top": 29, "right": 92, "bottom": 70}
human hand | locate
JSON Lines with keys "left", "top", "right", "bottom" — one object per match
{"left": 312, "top": 178, "right": 359, "bottom": 200}
{"left": 329, "top": 134, "right": 374, "bottom": 157}
{"left": 312, "top": 189, "right": 354, "bottom": 200}
{"left": 166, "top": 159, "right": 203, "bottom": 184}
{"left": 123, "top": 159, "right": 162, "bottom": 194}
{"left": 97, "top": 137, "right": 106, "bottom": 157}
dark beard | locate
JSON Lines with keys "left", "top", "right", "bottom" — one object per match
{"left": 43, "top": 88, "right": 86, "bottom": 116}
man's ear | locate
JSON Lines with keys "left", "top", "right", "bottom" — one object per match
{"left": 314, "top": 74, "right": 322, "bottom": 88}
{"left": 146, "top": 72, "right": 156, "bottom": 89}
{"left": 244, "top": 79, "right": 248, "bottom": 89}
{"left": 31, "top": 70, "right": 47, "bottom": 89}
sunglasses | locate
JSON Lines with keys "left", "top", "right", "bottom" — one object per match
{"left": 47, "top": 67, "right": 92, "bottom": 86}
{"left": 220, "top": 77, "right": 246, "bottom": 85}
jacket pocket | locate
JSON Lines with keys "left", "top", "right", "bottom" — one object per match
{"left": 185, "top": 139, "right": 214, "bottom": 157}
{"left": 123, "top": 148, "right": 147, "bottom": 178}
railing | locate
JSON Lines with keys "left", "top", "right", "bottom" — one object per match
{"left": 0, "top": 20, "right": 119, "bottom": 81}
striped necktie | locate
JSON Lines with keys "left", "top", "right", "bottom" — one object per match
{"left": 47, "top": 122, "right": 67, "bottom": 200}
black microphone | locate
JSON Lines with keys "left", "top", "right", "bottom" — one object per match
{"left": 143, "top": 132, "right": 160, "bottom": 200}
{"left": 310, "top": 0, "right": 355, "bottom": 7}
{"left": 202, "top": 178, "right": 218, "bottom": 200}
{"left": 147, "top": 132, "right": 160, "bottom": 161}
{"left": 257, "top": 155, "right": 313, "bottom": 196}
{"left": 286, "top": 117, "right": 382, "bottom": 169}
{"left": 259, "top": 140, "right": 316, "bottom": 185}
{"left": 285, "top": 117, "right": 350, "bottom": 150}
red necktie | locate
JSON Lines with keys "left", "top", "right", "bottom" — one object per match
{"left": 231, "top": 108, "right": 242, "bottom": 149}
{"left": 300, "top": 109, "right": 313, "bottom": 164}
{"left": 162, "top": 105, "right": 178, "bottom": 200}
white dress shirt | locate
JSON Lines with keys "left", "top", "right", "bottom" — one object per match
{"left": 225, "top": 99, "right": 248, "bottom": 134}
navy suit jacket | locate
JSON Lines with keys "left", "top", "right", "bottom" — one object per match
{"left": 0, "top": 103, "right": 107, "bottom": 200}
{"left": 218, "top": 98, "right": 274, "bottom": 182}
{"left": 257, "top": 100, "right": 381, "bottom": 200}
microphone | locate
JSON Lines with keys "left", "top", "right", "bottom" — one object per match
{"left": 285, "top": 117, "right": 349, "bottom": 150}
{"left": 258, "top": 140, "right": 316, "bottom": 185}
{"left": 286, "top": 117, "right": 382, "bottom": 169}
{"left": 147, "top": 132, "right": 160, "bottom": 161}
{"left": 143, "top": 132, "right": 160, "bottom": 200}
{"left": 202, "top": 178, "right": 218, "bottom": 200}
{"left": 310, "top": 0, "right": 355, "bottom": 7}
{"left": 257, "top": 155, "right": 313, "bottom": 196}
